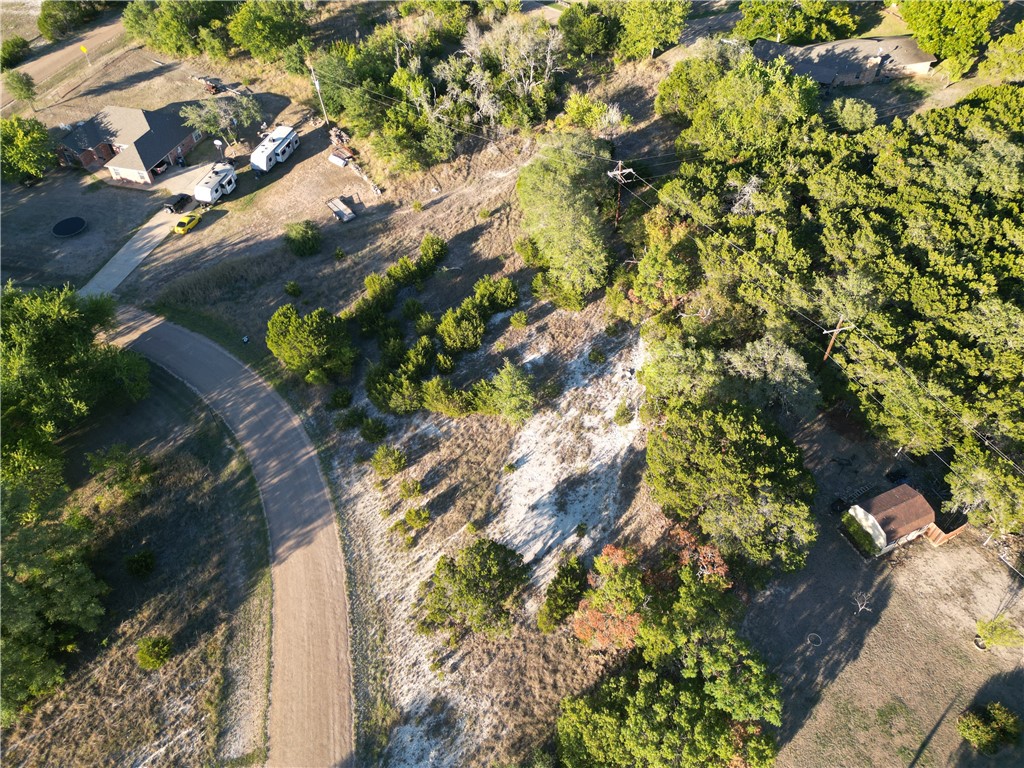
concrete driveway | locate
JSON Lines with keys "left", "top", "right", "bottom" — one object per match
{"left": 80, "top": 162, "right": 214, "bottom": 297}
{"left": 109, "top": 307, "right": 355, "bottom": 768}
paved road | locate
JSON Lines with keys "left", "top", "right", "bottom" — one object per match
{"left": 80, "top": 163, "right": 214, "bottom": 297}
{"left": 109, "top": 308, "right": 354, "bottom": 768}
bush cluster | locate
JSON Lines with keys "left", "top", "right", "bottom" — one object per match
{"left": 436, "top": 276, "right": 518, "bottom": 352}
{"left": 957, "top": 702, "right": 1020, "bottom": 754}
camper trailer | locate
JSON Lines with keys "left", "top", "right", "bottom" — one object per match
{"left": 251, "top": 126, "right": 299, "bottom": 173}
{"left": 194, "top": 162, "right": 238, "bottom": 204}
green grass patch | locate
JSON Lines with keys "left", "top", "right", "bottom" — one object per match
{"left": 840, "top": 512, "right": 882, "bottom": 557}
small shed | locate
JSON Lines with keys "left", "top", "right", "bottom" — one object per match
{"left": 849, "top": 484, "right": 935, "bottom": 555}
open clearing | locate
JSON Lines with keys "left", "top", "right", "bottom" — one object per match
{"left": 2, "top": 368, "right": 271, "bottom": 767}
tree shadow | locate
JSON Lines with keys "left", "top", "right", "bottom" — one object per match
{"left": 951, "top": 669, "right": 1024, "bottom": 768}
{"left": 742, "top": 506, "right": 895, "bottom": 747}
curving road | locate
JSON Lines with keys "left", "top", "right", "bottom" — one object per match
{"left": 109, "top": 307, "right": 353, "bottom": 768}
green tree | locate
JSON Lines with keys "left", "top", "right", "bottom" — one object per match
{"left": 944, "top": 438, "right": 1024, "bottom": 537}
{"left": 37, "top": 0, "right": 103, "bottom": 42}
{"left": 370, "top": 444, "right": 407, "bottom": 479}
{"left": 0, "top": 117, "right": 55, "bottom": 180}
{"left": 538, "top": 556, "right": 587, "bottom": 632}
{"left": 265, "top": 305, "right": 356, "bottom": 384}
{"left": 957, "top": 702, "right": 1021, "bottom": 754}
{"left": 557, "top": 666, "right": 777, "bottom": 768}
{"left": 1, "top": 36, "right": 31, "bottom": 70}
{"left": 1, "top": 285, "right": 149, "bottom": 444}
{"left": 613, "top": 0, "right": 691, "bottom": 61}
{"left": 1, "top": 502, "right": 106, "bottom": 724}
{"left": 228, "top": 0, "right": 311, "bottom": 62}
{"left": 475, "top": 360, "right": 536, "bottom": 426}
{"left": 646, "top": 403, "right": 816, "bottom": 571}
{"left": 417, "top": 538, "right": 529, "bottom": 640}
{"left": 559, "top": 3, "right": 611, "bottom": 58}
{"left": 980, "top": 20, "right": 1024, "bottom": 82}
{"left": 898, "top": 0, "right": 1002, "bottom": 79}
{"left": 516, "top": 134, "right": 612, "bottom": 308}
{"left": 735, "top": 0, "right": 856, "bottom": 45}
{"left": 122, "top": 0, "right": 231, "bottom": 57}
{"left": 179, "top": 94, "right": 261, "bottom": 144}
{"left": 571, "top": 546, "right": 645, "bottom": 650}
{"left": 4, "top": 70, "right": 36, "bottom": 109}
{"left": 829, "top": 96, "right": 877, "bottom": 132}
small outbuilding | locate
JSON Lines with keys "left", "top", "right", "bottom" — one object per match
{"left": 848, "top": 484, "right": 935, "bottom": 555}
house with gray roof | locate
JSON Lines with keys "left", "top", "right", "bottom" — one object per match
{"left": 58, "top": 105, "right": 203, "bottom": 184}
{"left": 752, "top": 35, "right": 936, "bottom": 87}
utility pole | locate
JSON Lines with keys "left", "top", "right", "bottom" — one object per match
{"left": 309, "top": 64, "right": 330, "bottom": 126}
{"left": 822, "top": 314, "right": 856, "bottom": 362}
{"left": 607, "top": 161, "right": 631, "bottom": 227}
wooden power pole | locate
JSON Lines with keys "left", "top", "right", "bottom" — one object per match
{"left": 822, "top": 314, "right": 856, "bottom": 361}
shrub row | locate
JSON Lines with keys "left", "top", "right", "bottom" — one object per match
{"left": 343, "top": 233, "right": 447, "bottom": 334}
{"left": 436, "top": 276, "right": 518, "bottom": 352}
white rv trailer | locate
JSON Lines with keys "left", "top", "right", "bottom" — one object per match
{"left": 193, "top": 162, "right": 238, "bottom": 203}
{"left": 251, "top": 126, "right": 299, "bottom": 173}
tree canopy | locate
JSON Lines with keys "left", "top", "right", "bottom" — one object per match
{"left": 265, "top": 305, "right": 356, "bottom": 384}
{"left": 227, "top": 0, "right": 311, "bottom": 62}
{"left": 0, "top": 117, "right": 55, "bottom": 180}
{"left": 898, "top": 0, "right": 1002, "bottom": 79}
{"left": 734, "top": 0, "right": 857, "bottom": 45}
{"left": 417, "top": 538, "right": 529, "bottom": 640}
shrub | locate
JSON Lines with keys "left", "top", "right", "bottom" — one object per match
{"left": 588, "top": 348, "right": 606, "bottom": 364}
{"left": 538, "top": 556, "right": 587, "bottom": 633}
{"left": 473, "top": 276, "right": 519, "bottom": 314}
{"left": 371, "top": 444, "right": 406, "bottom": 478}
{"left": 422, "top": 377, "right": 474, "bottom": 418}
{"left": 334, "top": 247, "right": 346, "bottom": 261}
{"left": 475, "top": 361, "right": 536, "bottom": 426}
{"left": 399, "top": 478, "right": 422, "bottom": 499}
{"left": 412, "top": 200, "right": 423, "bottom": 211}
{"left": 414, "top": 311, "right": 436, "bottom": 336}
{"left": 478, "top": 208, "right": 491, "bottom": 219}
{"left": 1, "top": 36, "right": 31, "bottom": 70}
{"left": 402, "top": 298, "right": 424, "bottom": 320}
{"left": 958, "top": 702, "right": 1021, "bottom": 754}
{"left": 613, "top": 400, "right": 633, "bottom": 426}
{"left": 125, "top": 549, "right": 156, "bottom": 579}
{"left": 267, "top": 305, "right": 356, "bottom": 384}
{"left": 284, "top": 280, "right": 301, "bottom": 297}
{"left": 503, "top": 463, "right": 517, "bottom": 474}
{"left": 437, "top": 304, "right": 486, "bottom": 352}
{"left": 510, "top": 311, "right": 528, "bottom": 329}
{"left": 976, "top": 614, "right": 1024, "bottom": 648}
{"left": 515, "top": 236, "right": 548, "bottom": 269}
{"left": 417, "top": 538, "right": 530, "bottom": 639}
{"left": 359, "top": 417, "right": 388, "bottom": 443}
{"left": 284, "top": 220, "right": 321, "bottom": 257}
{"left": 435, "top": 353, "right": 455, "bottom": 374}
{"left": 327, "top": 388, "right": 352, "bottom": 410}
{"left": 575, "top": 523, "right": 587, "bottom": 538}
{"left": 335, "top": 406, "right": 366, "bottom": 429}
{"left": 419, "top": 232, "right": 448, "bottom": 266}
{"left": 137, "top": 635, "right": 173, "bottom": 670}
{"left": 404, "top": 506, "right": 430, "bottom": 530}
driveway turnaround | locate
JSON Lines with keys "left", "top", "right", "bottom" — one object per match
{"left": 109, "top": 307, "right": 354, "bottom": 768}
{"left": 80, "top": 163, "right": 214, "bottom": 297}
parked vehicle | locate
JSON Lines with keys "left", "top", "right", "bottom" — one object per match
{"left": 250, "top": 125, "right": 299, "bottom": 173}
{"left": 163, "top": 193, "right": 192, "bottom": 214}
{"left": 173, "top": 212, "right": 202, "bottom": 234}
{"left": 194, "top": 163, "right": 238, "bottom": 204}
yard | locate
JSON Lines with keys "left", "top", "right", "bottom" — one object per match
{"left": 745, "top": 414, "right": 1024, "bottom": 768}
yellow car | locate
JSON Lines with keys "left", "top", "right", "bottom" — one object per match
{"left": 173, "top": 212, "right": 202, "bottom": 234}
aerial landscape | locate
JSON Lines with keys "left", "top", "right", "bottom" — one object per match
{"left": 2, "top": 1, "right": 1023, "bottom": 766}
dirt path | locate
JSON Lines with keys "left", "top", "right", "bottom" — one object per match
{"left": 108, "top": 307, "right": 354, "bottom": 768}
{"left": 3, "top": 14, "right": 124, "bottom": 106}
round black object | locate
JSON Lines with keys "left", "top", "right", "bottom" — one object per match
{"left": 52, "top": 217, "right": 88, "bottom": 238}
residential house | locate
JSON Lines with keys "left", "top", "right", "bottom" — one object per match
{"left": 58, "top": 105, "right": 203, "bottom": 184}
{"left": 752, "top": 35, "right": 936, "bottom": 87}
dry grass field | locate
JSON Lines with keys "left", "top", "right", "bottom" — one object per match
{"left": 1, "top": 369, "right": 271, "bottom": 767}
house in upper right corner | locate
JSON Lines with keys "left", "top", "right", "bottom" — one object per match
{"left": 752, "top": 36, "right": 936, "bottom": 87}
{"left": 848, "top": 484, "right": 936, "bottom": 556}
